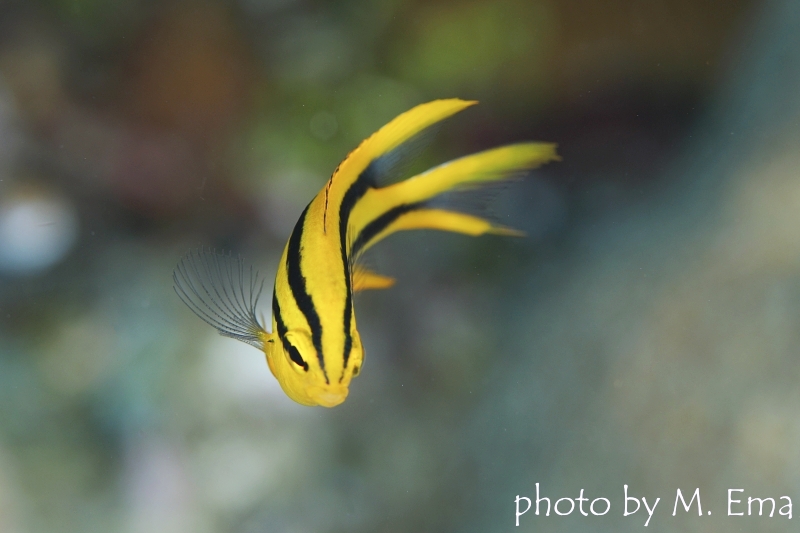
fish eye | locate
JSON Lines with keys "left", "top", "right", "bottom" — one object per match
{"left": 286, "top": 344, "right": 308, "bottom": 372}
{"left": 283, "top": 331, "right": 310, "bottom": 372}
{"left": 352, "top": 365, "right": 360, "bottom": 376}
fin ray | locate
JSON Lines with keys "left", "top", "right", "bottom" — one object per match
{"left": 173, "top": 248, "right": 270, "bottom": 349}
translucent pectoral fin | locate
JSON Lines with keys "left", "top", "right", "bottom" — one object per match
{"left": 173, "top": 248, "right": 268, "bottom": 349}
{"left": 352, "top": 266, "right": 396, "bottom": 292}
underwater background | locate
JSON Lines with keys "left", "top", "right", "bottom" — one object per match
{"left": 1, "top": 0, "right": 800, "bottom": 531}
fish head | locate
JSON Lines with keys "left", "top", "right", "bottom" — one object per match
{"left": 265, "top": 327, "right": 364, "bottom": 407}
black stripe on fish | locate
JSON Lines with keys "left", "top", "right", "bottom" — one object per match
{"left": 340, "top": 298, "right": 353, "bottom": 382}
{"left": 337, "top": 163, "right": 378, "bottom": 375}
{"left": 335, "top": 132, "right": 435, "bottom": 376}
{"left": 272, "top": 291, "right": 308, "bottom": 371}
{"left": 286, "top": 203, "right": 327, "bottom": 382}
{"left": 350, "top": 202, "right": 425, "bottom": 258}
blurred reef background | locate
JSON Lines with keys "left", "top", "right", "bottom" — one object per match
{"left": 2, "top": 0, "right": 800, "bottom": 532}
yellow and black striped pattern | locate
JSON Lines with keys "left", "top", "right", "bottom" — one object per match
{"left": 176, "top": 99, "right": 559, "bottom": 407}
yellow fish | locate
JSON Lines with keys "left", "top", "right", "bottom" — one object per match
{"left": 174, "top": 99, "right": 558, "bottom": 407}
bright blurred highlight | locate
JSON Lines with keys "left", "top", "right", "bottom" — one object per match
{"left": 0, "top": 187, "right": 78, "bottom": 274}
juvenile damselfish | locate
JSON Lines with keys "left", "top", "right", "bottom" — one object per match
{"left": 174, "top": 99, "right": 558, "bottom": 407}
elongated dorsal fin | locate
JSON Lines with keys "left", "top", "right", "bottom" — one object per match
{"left": 328, "top": 99, "right": 477, "bottom": 194}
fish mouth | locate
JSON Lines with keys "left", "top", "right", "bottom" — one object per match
{"left": 312, "top": 388, "right": 349, "bottom": 407}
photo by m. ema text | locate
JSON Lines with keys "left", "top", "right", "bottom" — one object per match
{"left": 515, "top": 484, "right": 793, "bottom": 526}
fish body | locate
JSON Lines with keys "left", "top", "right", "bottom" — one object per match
{"left": 175, "top": 99, "right": 558, "bottom": 407}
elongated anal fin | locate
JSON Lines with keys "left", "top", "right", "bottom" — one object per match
{"left": 353, "top": 266, "right": 396, "bottom": 292}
